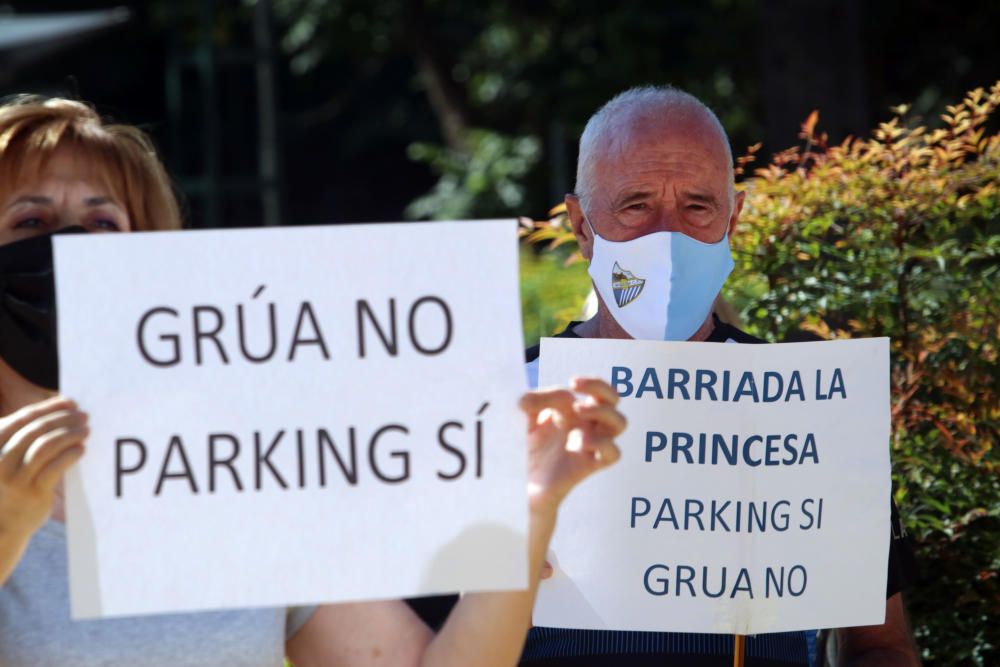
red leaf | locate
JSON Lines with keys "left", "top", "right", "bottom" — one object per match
{"left": 801, "top": 110, "right": 820, "bottom": 138}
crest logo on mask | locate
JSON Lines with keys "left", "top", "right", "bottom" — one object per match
{"left": 611, "top": 261, "right": 645, "bottom": 308}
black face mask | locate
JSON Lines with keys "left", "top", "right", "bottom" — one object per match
{"left": 0, "top": 227, "right": 87, "bottom": 390}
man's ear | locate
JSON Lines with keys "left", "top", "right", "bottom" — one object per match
{"left": 728, "top": 190, "right": 746, "bottom": 242}
{"left": 565, "top": 194, "right": 594, "bottom": 260}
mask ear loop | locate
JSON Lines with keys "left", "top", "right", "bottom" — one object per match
{"left": 583, "top": 217, "right": 609, "bottom": 246}
{"left": 581, "top": 217, "right": 605, "bottom": 268}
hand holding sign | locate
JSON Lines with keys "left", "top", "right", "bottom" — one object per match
{"left": 0, "top": 397, "right": 87, "bottom": 534}
{"left": 521, "top": 377, "right": 625, "bottom": 516}
{"left": 0, "top": 396, "right": 88, "bottom": 584}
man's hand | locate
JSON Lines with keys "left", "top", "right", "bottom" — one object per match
{"left": 0, "top": 397, "right": 88, "bottom": 539}
{"left": 520, "top": 377, "right": 625, "bottom": 517}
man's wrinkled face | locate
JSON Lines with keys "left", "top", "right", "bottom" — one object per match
{"left": 569, "top": 113, "right": 743, "bottom": 258}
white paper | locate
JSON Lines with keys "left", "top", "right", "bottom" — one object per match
{"left": 54, "top": 220, "right": 528, "bottom": 619}
{"left": 534, "top": 337, "right": 890, "bottom": 635}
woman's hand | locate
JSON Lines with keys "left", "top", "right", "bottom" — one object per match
{"left": 0, "top": 396, "right": 87, "bottom": 538}
{"left": 520, "top": 376, "right": 625, "bottom": 517}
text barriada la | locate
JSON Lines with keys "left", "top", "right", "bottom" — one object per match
{"left": 113, "top": 411, "right": 489, "bottom": 498}
{"left": 612, "top": 366, "right": 847, "bottom": 402}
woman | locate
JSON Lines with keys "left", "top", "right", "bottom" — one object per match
{"left": 0, "top": 97, "right": 625, "bottom": 666}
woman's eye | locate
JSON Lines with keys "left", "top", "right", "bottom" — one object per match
{"left": 13, "top": 217, "right": 46, "bottom": 229}
{"left": 91, "top": 218, "right": 122, "bottom": 232}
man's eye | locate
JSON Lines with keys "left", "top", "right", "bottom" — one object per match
{"left": 627, "top": 203, "right": 648, "bottom": 211}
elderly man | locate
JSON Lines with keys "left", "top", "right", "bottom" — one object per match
{"left": 519, "top": 86, "right": 920, "bottom": 666}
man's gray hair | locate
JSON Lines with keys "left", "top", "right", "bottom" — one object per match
{"left": 575, "top": 85, "right": 734, "bottom": 213}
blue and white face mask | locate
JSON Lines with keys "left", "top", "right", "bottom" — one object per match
{"left": 586, "top": 221, "right": 734, "bottom": 341}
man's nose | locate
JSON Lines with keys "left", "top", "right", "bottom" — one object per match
{"left": 648, "top": 208, "right": 684, "bottom": 234}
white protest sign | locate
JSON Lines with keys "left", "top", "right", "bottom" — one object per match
{"left": 54, "top": 220, "right": 528, "bottom": 619}
{"left": 534, "top": 337, "right": 890, "bottom": 635}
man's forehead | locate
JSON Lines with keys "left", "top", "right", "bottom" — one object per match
{"left": 595, "top": 124, "right": 731, "bottom": 193}
{"left": 610, "top": 113, "right": 728, "bottom": 163}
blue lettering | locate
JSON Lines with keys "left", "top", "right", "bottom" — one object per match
{"left": 800, "top": 498, "right": 817, "bottom": 530}
{"left": 684, "top": 499, "right": 705, "bottom": 530}
{"left": 712, "top": 433, "right": 738, "bottom": 465}
{"left": 653, "top": 498, "right": 679, "bottom": 529}
{"left": 772, "top": 500, "right": 791, "bottom": 531}
{"left": 789, "top": 565, "right": 807, "bottom": 596}
{"left": 671, "top": 432, "right": 694, "bottom": 463}
{"left": 675, "top": 565, "right": 696, "bottom": 596}
{"left": 767, "top": 564, "right": 808, "bottom": 597}
{"left": 636, "top": 368, "right": 663, "bottom": 398}
{"left": 630, "top": 496, "right": 651, "bottom": 527}
{"left": 611, "top": 366, "right": 634, "bottom": 397}
{"left": 733, "top": 371, "right": 760, "bottom": 402}
{"left": 710, "top": 500, "right": 731, "bottom": 531}
{"left": 786, "top": 371, "right": 805, "bottom": 401}
{"left": 695, "top": 369, "right": 718, "bottom": 400}
{"left": 765, "top": 434, "right": 781, "bottom": 465}
{"left": 829, "top": 368, "right": 846, "bottom": 399}
{"left": 667, "top": 368, "right": 690, "bottom": 399}
{"left": 645, "top": 431, "right": 668, "bottom": 462}
{"left": 765, "top": 566, "right": 785, "bottom": 597}
{"left": 702, "top": 566, "right": 727, "bottom": 598}
{"left": 782, "top": 433, "right": 799, "bottom": 464}
{"left": 731, "top": 568, "right": 754, "bottom": 598}
{"left": 762, "top": 371, "right": 783, "bottom": 402}
{"left": 748, "top": 502, "right": 768, "bottom": 532}
{"left": 643, "top": 564, "right": 670, "bottom": 596}
{"left": 815, "top": 369, "right": 829, "bottom": 400}
{"left": 800, "top": 433, "right": 819, "bottom": 464}
{"left": 743, "top": 435, "right": 763, "bottom": 466}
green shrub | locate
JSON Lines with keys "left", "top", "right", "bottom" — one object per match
{"left": 519, "top": 243, "right": 591, "bottom": 348}
{"left": 407, "top": 130, "right": 541, "bottom": 220}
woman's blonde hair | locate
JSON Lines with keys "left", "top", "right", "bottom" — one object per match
{"left": 0, "top": 96, "right": 181, "bottom": 231}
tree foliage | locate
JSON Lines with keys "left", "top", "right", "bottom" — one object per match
{"left": 521, "top": 81, "right": 1000, "bottom": 666}
{"left": 268, "top": 0, "right": 762, "bottom": 220}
